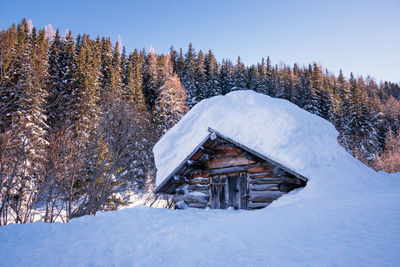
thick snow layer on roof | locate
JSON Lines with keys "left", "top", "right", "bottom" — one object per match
{"left": 154, "top": 90, "right": 383, "bottom": 192}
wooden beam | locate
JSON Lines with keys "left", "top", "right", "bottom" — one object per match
{"left": 249, "top": 177, "right": 301, "bottom": 185}
{"left": 188, "top": 203, "right": 207, "bottom": 209}
{"left": 247, "top": 166, "right": 273, "bottom": 173}
{"left": 172, "top": 194, "right": 185, "bottom": 203}
{"left": 205, "top": 155, "right": 255, "bottom": 169}
{"left": 214, "top": 147, "right": 243, "bottom": 157}
{"left": 185, "top": 159, "right": 204, "bottom": 169}
{"left": 184, "top": 194, "right": 208, "bottom": 204}
{"left": 248, "top": 202, "right": 271, "bottom": 209}
{"left": 248, "top": 172, "right": 274, "bottom": 178}
{"left": 187, "top": 184, "right": 209, "bottom": 191}
{"left": 199, "top": 146, "right": 215, "bottom": 155}
{"left": 188, "top": 177, "right": 209, "bottom": 184}
{"left": 249, "top": 191, "right": 284, "bottom": 202}
{"left": 173, "top": 175, "right": 188, "bottom": 184}
{"left": 249, "top": 184, "right": 279, "bottom": 191}
{"left": 206, "top": 163, "right": 266, "bottom": 175}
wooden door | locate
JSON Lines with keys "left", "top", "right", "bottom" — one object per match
{"left": 210, "top": 173, "right": 248, "bottom": 210}
{"left": 210, "top": 175, "right": 226, "bottom": 209}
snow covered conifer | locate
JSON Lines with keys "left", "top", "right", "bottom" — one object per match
{"left": 125, "top": 49, "right": 145, "bottom": 110}
{"left": 153, "top": 53, "right": 187, "bottom": 135}
{"left": 142, "top": 47, "right": 159, "bottom": 112}
{"left": 182, "top": 43, "right": 198, "bottom": 107}
{"left": 234, "top": 56, "right": 247, "bottom": 91}
{"left": 204, "top": 49, "right": 220, "bottom": 97}
{"left": 219, "top": 59, "right": 235, "bottom": 95}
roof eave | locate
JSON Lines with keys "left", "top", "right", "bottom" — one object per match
{"left": 154, "top": 127, "right": 308, "bottom": 194}
{"left": 153, "top": 133, "right": 212, "bottom": 193}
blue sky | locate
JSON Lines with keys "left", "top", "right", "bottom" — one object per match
{"left": 1, "top": 0, "right": 399, "bottom": 82}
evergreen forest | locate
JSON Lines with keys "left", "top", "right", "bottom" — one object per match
{"left": 0, "top": 19, "right": 399, "bottom": 225}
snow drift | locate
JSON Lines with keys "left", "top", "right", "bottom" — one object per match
{"left": 154, "top": 90, "right": 398, "bottom": 195}
{"left": 1, "top": 91, "right": 400, "bottom": 266}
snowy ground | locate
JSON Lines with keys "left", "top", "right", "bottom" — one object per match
{"left": 1, "top": 180, "right": 399, "bottom": 266}
{"left": 1, "top": 91, "right": 400, "bottom": 266}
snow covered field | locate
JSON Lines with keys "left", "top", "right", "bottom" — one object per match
{"left": 1, "top": 91, "right": 400, "bottom": 266}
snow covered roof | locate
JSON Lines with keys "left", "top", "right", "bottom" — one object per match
{"left": 153, "top": 90, "right": 387, "bottom": 195}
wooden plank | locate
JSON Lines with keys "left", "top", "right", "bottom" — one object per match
{"left": 172, "top": 194, "right": 185, "bottom": 203}
{"left": 249, "top": 191, "right": 284, "bottom": 202}
{"left": 205, "top": 155, "right": 256, "bottom": 169}
{"left": 188, "top": 177, "right": 209, "bottom": 184}
{"left": 206, "top": 163, "right": 265, "bottom": 175}
{"left": 189, "top": 190, "right": 209, "bottom": 196}
{"left": 248, "top": 202, "right": 271, "bottom": 208}
{"left": 247, "top": 166, "right": 274, "bottom": 173}
{"left": 240, "top": 173, "right": 248, "bottom": 209}
{"left": 214, "top": 147, "right": 243, "bottom": 157}
{"left": 184, "top": 194, "right": 208, "bottom": 204}
{"left": 248, "top": 172, "right": 274, "bottom": 178}
{"left": 212, "top": 143, "right": 237, "bottom": 150}
{"left": 199, "top": 146, "right": 215, "bottom": 155}
{"left": 249, "top": 184, "right": 280, "bottom": 191}
{"left": 227, "top": 175, "right": 240, "bottom": 209}
{"left": 173, "top": 175, "right": 188, "bottom": 184}
{"left": 249, "top": 177, "right": 300, "bottom": 184}
{"left": 188, "top": 203, "right": 207, "bottom": 209}
{"left": 186, "top": 159, "right": 204, "bottom": 169}
{"left": 187, "top": 184, "right": 209, "bottom": 191}
{"left": 210, "top": 176, "right": 226, "bottom": 209}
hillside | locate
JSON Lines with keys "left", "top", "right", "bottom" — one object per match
{"left": 1, "top": 91, "right": 400, "bottom": 266}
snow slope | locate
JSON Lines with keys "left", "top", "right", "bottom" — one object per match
{"left": 1, "top": 90, "right": 400, "bottom": 266}
{"left": 154, "top": 91, "right": 371, "bottom": 189}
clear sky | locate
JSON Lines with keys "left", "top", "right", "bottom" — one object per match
{"left": 1, "top": 0, "right": 399, "bottom": 82}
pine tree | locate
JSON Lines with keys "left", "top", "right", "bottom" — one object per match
{"left": 4, "top": 21, "right": 49, "bottom": 223}
{"left": 153, "top": 53, "right": 187, "bottom": 135}
{"left": 110, "top": 41, "right": 123, "bottom": 97}
{"left": 175, "top": 48, "right": 185, "bottom": 79}
{"left": 99, "top": 37, "right": 113, "bottom": 101}
{"left": 74, "top": 34, "right": 101, "bottom": 133}
{"left": 142, "top": 47, "right": 159, "bottom": 112}
{"left": 233, "top": 56, "right": 247, "bottom": 90}
{"left": 219, "top": 59, "right": 235, "bottom": 95}
{"left": 125, "top": 49, "right": 145, "bottom": 110}
{"left": 182, "top": 43, "right": 198, "bottom": 107}
{"left": 47, "top": 29, "right": 77, "bottom": 130}
{"left": 255, "top": 58, "right": 267, "bottom": 94}
{"left": 204, "top": 49, "right": 220, "bottom": 97}
{"left": 265, "top": 56, "right": 274, "bottom": 95}
{"left": 374, "top": 129, "right": 400, "bottom": 172}
{"left": 247, "top": 65, "right": 259, "bottom": 92}
{"left": 195, "top": 50, "right": 207, "bottom": 101}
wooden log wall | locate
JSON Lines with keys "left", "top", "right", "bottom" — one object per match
{"left": 172, "top": 139, "right": 306, "bottom": 210}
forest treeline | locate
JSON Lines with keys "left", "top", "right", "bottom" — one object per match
{"left": 0, "top": 19, "right": 399, "bottom": 225}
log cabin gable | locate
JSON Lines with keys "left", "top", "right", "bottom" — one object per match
{"left": 154, "top": 128, "right": 308, "bottom": 197}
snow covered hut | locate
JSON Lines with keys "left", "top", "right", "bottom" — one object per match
{"left": 153, "top": 90, "right": 317, "bottom": 210}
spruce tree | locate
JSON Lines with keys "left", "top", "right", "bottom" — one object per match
{"left": 126, "top": 49, "right": 145, "bottom": 110}
{"left": 219, "top": 59, "right": 235, "bottom": 95}
{"left": 234, "top": 56, "right": 247, "bottom": 90}
{"left": 195, "top": 50, "right": 207, "bottom": 101}
{"left": 142, "top": 47, "right": 159, "bottom": 112}
{"left": 182, "top": 43, "right": 197, "bottom": 107}
{"left": 204, "top": 49, "right": 220, "bottom": 97}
